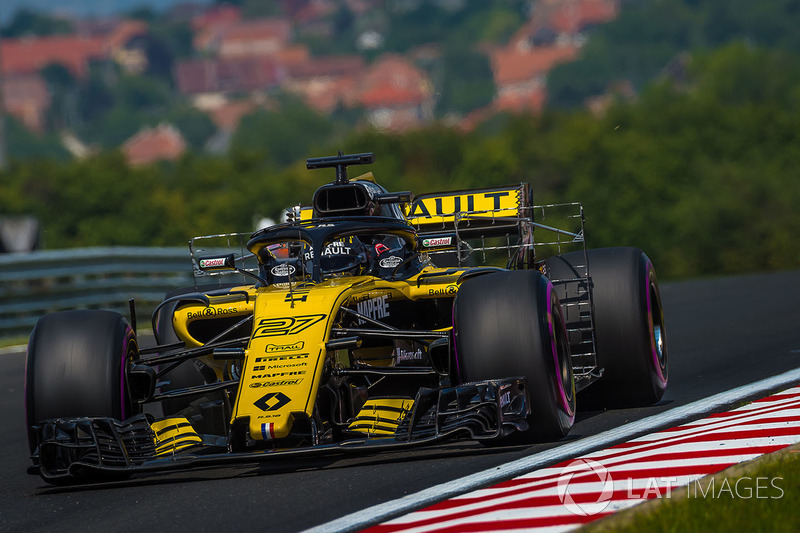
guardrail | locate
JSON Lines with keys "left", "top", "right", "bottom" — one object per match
{"left": 0, "top": 247, "right": 197, "bottom": 339}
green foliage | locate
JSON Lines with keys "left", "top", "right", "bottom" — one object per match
{"left": 4, "top": 43, "right": 800, "bottom": 281}
{"left": 382, "top": 0, "right": 526, "bottom": 52}
{"left": 547, "top": 0, "right": 800, "bottom": 108}
{"left": 436, "top": 49, "right": 495, "bottom": 116}
{"left": 166, "top": 106, "right": 217, "bottom": 150}
{"left": 76, "top": 73, "right": 176, "bottom": 147}
{"left": 3, "top": 117, "right": 70, "bottom": 162}
{"left": 0, "top": 8, "right": 74, "bottom": 37}
{"left": 230, "top": 95, "right": 335, "bottom": 168}
{"left": 149, "top": 20, "right": 195, "bottom": 60}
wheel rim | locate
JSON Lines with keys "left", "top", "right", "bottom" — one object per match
{"left": 548, "top": 284, "right": 575, "bottom": 416}
{"left": 647, "top": 270, "right": 668, "bottom": 383}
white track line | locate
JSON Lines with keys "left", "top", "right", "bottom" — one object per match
{"left": 303, "top": 367, "right": 800, "bottom": 533}
{"left": 0, "top": 344, "right": 27, "bottom": 356}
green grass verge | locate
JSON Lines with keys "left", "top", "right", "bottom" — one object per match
{"left": 586, "top": 444, "right": 800, "bottom": 532}
{"left": 0, "top": 336, "right": 28, "bottom": 350}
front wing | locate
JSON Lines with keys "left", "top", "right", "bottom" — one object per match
{"left": 29, "top": 378, "right": 528, "bottom": 482}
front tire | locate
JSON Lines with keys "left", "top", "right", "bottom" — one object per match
{"left": 25, "top": 310, "right": 140, "bottom": 454}
{"left": 454, "top": 270, "right": 575, "bottom": 442}
{"left": 547, "top": 247, "right": 668, "bottom": 407}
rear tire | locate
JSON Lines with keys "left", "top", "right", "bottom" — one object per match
{"left": 25, "top": 310, "right": 139, "bottom": 454}
{"left": 454, "top": 270, "right": 575, "bottom": 442}
{"left": 546, "top": 247, "right": 668, "bottom": 407}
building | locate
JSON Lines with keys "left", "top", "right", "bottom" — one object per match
{"left": 122, "top": 123, "right": 187, "bottom": 166}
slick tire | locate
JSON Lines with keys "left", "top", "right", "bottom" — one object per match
{"left": 25, "top": 310, "right": 139, "bottom": 454}
{"left": 546, "top": 247, "right": 668, "bottom": 407}
{"left": 454, "top": 270, "right": 575, "bottom": 442}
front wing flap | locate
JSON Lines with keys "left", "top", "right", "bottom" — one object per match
{"left": 29, "top": 378, "right": 528, "bottom": 481}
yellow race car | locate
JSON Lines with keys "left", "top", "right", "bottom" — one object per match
{"left": 25, "top": 152, "right": 668, "bottom": 483}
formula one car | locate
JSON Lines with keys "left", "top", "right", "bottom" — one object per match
{"left": 25, "top": 152, "right": 668, "bottom": 483}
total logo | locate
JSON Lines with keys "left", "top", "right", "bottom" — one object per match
{"left": 556, "top": 459, "right": 614, "bottom": 516}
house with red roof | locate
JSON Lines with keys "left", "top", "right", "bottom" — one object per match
{"left": 2, "top": 74, "right": 51, "bottom": 133}
{"left": 282, "top": 55, "right": 366, "bottom": 112}
{"left": 490, "top": 45, "right": 579, "bottom": 112}
{"left": 195, "top": 17, "right": 293, "bottom": 58}
{"left": 175, "top": 56, "right": 286, "bottom": 97}
{"left": 0, "top": 35, "right": 106, "bottom": 79}
{"left": 192, "top": 4, "right": 242, "bottom": 50}
{"left": 352, "top": 55, "right": 434, "bottom": 130}
{"left": 481, "top": 0, "right": 619, "bottom": 117}
{"left": 192, "top": 4, "right": 242, "bottom": 33}
{"left": 122, "top": 123, "right": 187, "bottom": 166}
{"left": 208, "top": 99, "right": 260, "bottom": 132}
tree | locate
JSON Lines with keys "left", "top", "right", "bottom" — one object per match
{"left": 1, "top": 8, "right": 73, "bottom": 37}
{"left": 231, "top": 95, "right": 334, "bottom": 168}
{"left": 436, "top": 49, "right": 495, "bottom": 116}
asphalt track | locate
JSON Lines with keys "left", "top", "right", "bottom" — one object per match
{"left": 1, "top": 270, "right": 799, "bottom": 532}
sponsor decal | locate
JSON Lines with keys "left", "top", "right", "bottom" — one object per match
{"left": 408, "top": 191, "right": 513, "bottom": 219}
{"left": 356, "top": 295, "right": 389, "bottom": 322}
{"left": 250, "top": 379, "right": 304, "bottom": 388}
{"left": 374, "top": 243, "right": 390, "bottom": 255}
{"left": 303, "top": 242, "right": 353, "bottom": 261}
{"left": 322, "top": 244, "right": 353, "bottom": 256}
{"left": 379, "top": 256, "right": 403, "bottom": 269}
{"left": 253, "top": 391, "right": 291, "bottom": 411}
{"left": 271, "top": 263, "right": 296, "bottom": 277}
{"left": 252, "top": 314, "right": 326, "bottom": 338}
{"left": 428, "top": 285, "right": 458, "bottom": 296}
{"left": 422, "top": 237, "right": 452, "bottom": 248}
{"left": 284, "top": 289, "right": 310, "bottom": 303}
{"left": 396, "top": 347, "right": 425, "bottom": 363}
{"left": 265, "top": 341, "right": 305, "bottom": 353}
{"left": 267, "top": 362, "right": 308, "bottom": 369}
{"left": 250, "top": 370, "right": 305, "bottom": 379}
{"left": 199, "top": 257, "right": 227, "bottom": 269}
{"left": 186, "top": 307, "right": 239, "bottom": 319}
{"left": 255, "top": 353, "right": 309, "bottom": 363}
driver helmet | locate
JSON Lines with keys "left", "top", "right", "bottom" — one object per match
{"left": 318, "top": 237, "right": 369, "bottom": 277}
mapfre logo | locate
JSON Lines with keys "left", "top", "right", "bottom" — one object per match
{"left": 556, "top": 459, "right": 614, "bottom": 516}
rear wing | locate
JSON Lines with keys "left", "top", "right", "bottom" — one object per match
{"left": 404, "top": 184, "right": 529, "bottom": 238}
{"left": 404, "top": 184, "right": 586, "bottom": 272}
